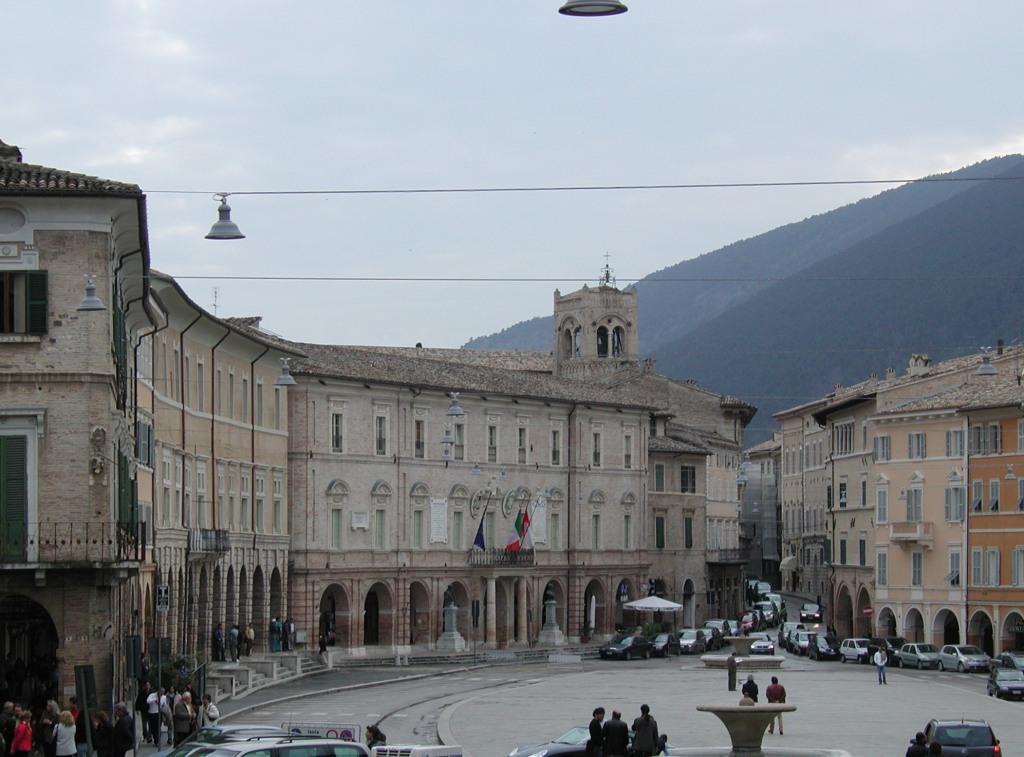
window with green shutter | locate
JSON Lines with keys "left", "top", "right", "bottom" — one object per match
{"left": 655, "top": 516, "right": 665, "bottom": 549}
{"left": 0, "top": 271, "right": 47, "bottom": 335}
{"left": 0, "top": 436, "right": 28, "bottom": 560}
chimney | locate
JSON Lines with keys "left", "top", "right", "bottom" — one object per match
{"left": 885, "top": 367, "right": 896, "bottom": 379}
{"left": 0, "top": 140, "right": 23, "bottom": 163}
{"left": 907, "top": 353, "right": 931, "bottom": 377}
{"left": 997, "top": 339, "right": 1004, "bottom": 355}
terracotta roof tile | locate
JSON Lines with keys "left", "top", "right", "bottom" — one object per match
{"left": 0, "top": 155, "right": 141, "bottom": 196}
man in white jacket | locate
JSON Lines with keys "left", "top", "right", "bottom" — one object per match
{"left": 198, "top": 694, "right": 220, "bottom": 728}
{"left": 873, "top": 648, "right": 888, "bottom": 685}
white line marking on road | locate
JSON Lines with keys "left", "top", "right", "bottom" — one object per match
{"left": 367, "top": 713, "right": 381, "bottom": 717}
{"left": 337, "top": 713, "right": 354, "bottom": 717}
{"left": 392, "top": 714, "right": 407, "bottom": 718}
{"left": 467, "top": 677, "right": 483, "bottom": 681}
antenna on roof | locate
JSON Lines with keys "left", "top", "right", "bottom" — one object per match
{"left": 212, "top": 286, "right": 219, "bottom": 316}
{"left": 600, "top": 252, "right": 616, "bottom": 287}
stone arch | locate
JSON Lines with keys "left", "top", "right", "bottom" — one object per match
{"left": 583, "top": 578, "right": 607, "bottom": 637}
{"left": 621, "top": 491, "right": 637, "bottom": 507}
{"left": 410, "top": 482, "right": 430, "bottom": 500}
{"left": 876, "top": 606, "right": 897, "bottom": 638}
{"left": 612, "top": 326, "right": 625, "bottom": 357}
{"left": 682, "top": 578, "right": 696, "bottom": 628}
{"left": 326, "top": 479, "right": 350, "bottom": 503}
{"left": 270, "top": 567, "right": 284, "bottom": 622}
{"left": 442, "top": 580, "right": 471, "bottom": 640}
{"left": 588, "top": 489, "right": 606, "bottom": 506}
{"left": 0, "top": 594, "right": 60, "bottom": 703}
{"left": 409, "top": 581, "right": 432, "bottom": 646}
{"left": 561, "top": 328, "right": 573, "bottom": 359}
{"left": 252, "top": 566, "right": 267, "bottom": 651}
{"left": 905, "top": 607, "right": 925, "bottom": 643}
{"left": 371, "top": 480, "right": 393, "bottom": 499}
{"left": 968, "top": 609, "right": 994, "bottom": 657}
{"left": 613, "top": 578, "right": 634, "bottom": 630}
{"left": 363, "top": 582, "right": 394, "bottom": 648}
{"left": 596, "top": 326, "right": 609, "bottom": 357}
{"left": 855, "top": 586, "right": 872, "bottom": 637}
{"left": 1001, "top": 610, "right": 1024, "bottom": 651}
{"left": 933, "top": 607, "right": 961, "bottom": 646}
{"left": 835, "top": 583, "right": 854, "bottom": 639}
{"left": 319, "top": 583, "right": 350, "bottom": 648}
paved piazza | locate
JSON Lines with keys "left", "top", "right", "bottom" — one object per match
{"left": 229, "top": 652, "right": 1024, "bottom": 757}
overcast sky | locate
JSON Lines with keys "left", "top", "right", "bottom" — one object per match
{"left": 8, "top": 1, "right": 1024, "bottom": 347}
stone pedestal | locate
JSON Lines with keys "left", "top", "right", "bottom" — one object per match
{"left": 437, "top": 604, "right": 467, "bottom": 652}
{"left": 696, "top": 703, "right": 796, "bottom": 754}
{"left": 538, "top": 599, "right": 565, "bottom": 646}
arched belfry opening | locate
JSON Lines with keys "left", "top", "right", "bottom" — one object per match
{"left": 552, "top": 283, "right": 638, "bottom": 378}
{"left": 596, "top": 326, "right": 609, "bottom": 357}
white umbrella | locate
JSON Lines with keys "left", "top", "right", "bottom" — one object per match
{"left": 623, "top": 595, "right": 683, "bottom": 612}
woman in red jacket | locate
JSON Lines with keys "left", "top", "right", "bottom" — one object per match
{"left": 11, "top": 711, "right": 33, "bottom": 757}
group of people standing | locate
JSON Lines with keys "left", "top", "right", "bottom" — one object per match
{"left": 211, "top": 619, "right": 295, "bottom": 661}
{"left": 587, "top": 704, "right": 667, "bottom": 757}
{"left": 0, "top": 698, "right": 133, "bottom": 757}
{"left": 136, "top": 681, "right": 219, "bottom": 747}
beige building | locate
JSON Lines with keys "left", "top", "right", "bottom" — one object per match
{"left": 139, "top": 276, "right": 300, "bottom": 660}
{"left": 0, "top": 141, "right": 153, "bottom": 702}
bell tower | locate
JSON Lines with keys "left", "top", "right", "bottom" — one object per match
{"left": 553, "top": 262, "right": 639, "bottom": 379}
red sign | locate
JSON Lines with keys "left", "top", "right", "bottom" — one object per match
{"left": 862, "top": 606, "right": 874, "bottom": 616}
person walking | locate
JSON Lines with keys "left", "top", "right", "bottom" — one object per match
{"left": 134, "top": 682, "right": 150, "bottom": 744}
{"left": 53, "top": 711, "right": 76, "bottom": 757}
{"left": 244, "top": 624, "right": 255, "bottom": 656}
{"left": 741, "top": 674, "right": 759, "bottom": 703}
{"left": 197, "top": 695, "right": 219, "bottom": 728}
{"left": 159, "top": 689, "right": 173, "bottom": 746}
{"left": 766, "top": 676, "right": 786, "bottom": 735}
{"left": 586, "top": 707, "right": 604, "bottom": 757}
{"left": 111, "top": 704, "right": 133, "bottom": 757}
{"left": 172, "top": 693, "right": 192, "bottom": 746}
{"left": 11, "top": 711, "right": 32, "bottom": 757}
{"left": 874, "top": 647, "right": 888, "bottom": 684}
{"left": 727, "top": 652, "right": 737, "bottom": 691}
{"left": 630, "top": 704, "right": 659, "bottom": 757}
{"left": 906, "top": 732, "right": 929, "bottom": 757}
{"left": 212, "top": 624, "right": 225, "bottom": 662}
{"left": 601, "top": 710, "right": 628, "bottom": 757}
{"left": 145, "top": 685, "right": 161, "bottom": 746}
{"left": 228, "top": 625, "right": 240, "bottom": 662}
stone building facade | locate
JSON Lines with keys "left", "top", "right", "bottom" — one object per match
{"left": 139, "top": 276, "right": 299, "bottom": 661}
{"left": 0, "top": 141, "right": 153, "bottom": 704}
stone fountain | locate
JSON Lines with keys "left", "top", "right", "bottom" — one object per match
{"left": 695, "top": 702, "right": 796, "bottom": 755}
{"left": 699, "top": 637, "right": 784, "bottom": 671}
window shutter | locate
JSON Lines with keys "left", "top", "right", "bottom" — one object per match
{"left": 944, "top": 488, "right": 951, "bottom": 522}
{"left": 25, "top": 271, "right": 48, "bottom": 335}
{"left": 1, "top": 436, "right": 28, "bottom": 560}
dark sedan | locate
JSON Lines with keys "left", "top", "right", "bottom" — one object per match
{"left": 650, "top": 632, "right": 681, "bottom": 657}
{"left": 924, "top": 719, "right": 1001, "bottom": 756}
{"left": 988, "top": 666, "right": 1024, "bottom": 699}
{"left": 798, "top": 603, "right": 822, "bottom": 623}
{"left": 509, "top": 725, "right": 590, "bottom": 757}
{"left": 999, "top": 650, "right": 1024, "bottom": 671}
{"left": 678, "top": 628, "right": 707, "bottom": 655}
{"left": 807, "top": 634, "right": 840, "bottom": 661}
{"left": 599, "top": 634, "right": 651, "bottom": 660}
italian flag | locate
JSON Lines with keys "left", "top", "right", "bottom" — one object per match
{"left": 505, "top": 511, "right": 523, "bottom": 553}
{"left": 520, "top": 506, "right": 534, "bottom": 550}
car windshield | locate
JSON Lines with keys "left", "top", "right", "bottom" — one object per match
{"left": 997, "top": 669, "right": 1024, "bottom": 680}
{"left": 957, "top": 645, "right": 984, "bottom": 655}
{"left": 655, "top": 634, "right": 668, "bottom": 642}
{"left": 609, "top": 635, "right": 630, "bottom": 644}
{"left": 934, "top": 725, "right": 994, "bottom": 747}
{"left": 802, "top": 604, "right": 819, "bottom": 612}
{"left": 680, "top": 630, "right": 697, "bottom": 639}
{"left": 554, "top": 727, "right": 590, "bottom": 745}
{"left": 917, "top": 644, "right": 938, "bottom": 653}
{"left": 854, "top": 640, "right": 867, "bottom": 647}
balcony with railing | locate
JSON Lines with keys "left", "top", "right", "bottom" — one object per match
{"left": 188, "top": 528, "right": 230, "bottom": 558}
{"left": 0, "top": 521, "right": 146, "bottom": 565}
{"left": 889, "top": 521, "right": 933, "bottom": 549}
{"left": 467, "top": 548, "right": 536, "bottom": 567}
{"left": 706, "top": 547, "right": 751, "bottom": 564}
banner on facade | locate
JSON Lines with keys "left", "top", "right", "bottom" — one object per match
{"left": 532, "top": 497, "right": 547, "bottom": 544}
{"left": 430, "top": 498, "right": 448, "bottom": 543}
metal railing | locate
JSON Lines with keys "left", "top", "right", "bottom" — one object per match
{"left": 0, "top": 521, "right": 145, "bottom": 563}
{"left": 188, "top": 528, "right": 230, "bottom": 555}
{"left": 467, "top": 548, "right": 536, "bottom": 567}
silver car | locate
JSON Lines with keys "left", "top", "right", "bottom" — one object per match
{"left": 896, "top": 642, "right": 941, "bottom": 669}
{"left": 938, "top": 644, "right": 991, "bottom": 672}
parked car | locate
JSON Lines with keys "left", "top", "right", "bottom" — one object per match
{"left": 740, "top": 612, "right": 759, "bottom": 634}
{"left": 763, "top": 593, "right": 785, "bottom": 615}
{"left": 703, "top": 620, "right": 728, "bottom": 649}
{"left": 923, "top": 719, "right": 1001, "bottom": 756}
{"left": 896, "top": 643, "right": 941, "bottom": 670}
{"left": 156, "top": 726, "right": 293, "bottom": 757}
{"left": 988, "top": 666, "right": 1024, "bottom": 699}
{"left": 599, "top": 634, "right": 651, "bottom": 660}
{"left": 839, "top": 638, "right": 870, "bottom": 664}
{"left": 756, "top": 581, "right": 772, "bottom": 597}
{"left": 650, "top": 632, "right": 681, "bottom": 657}
{"left": 938, "top": 644, "right": 991, "bottom": 673}
{"left": 203, "top": 738, "right": 370, "bottom": 757}
{"left": 998, "top": 650, "right": 1024, "bottom": 671}
{"left": 748, "top": 632, "right": 775, "bottom": 656}
{"left": 807, "top": 634, "right": 840, "bottom": 661}
{"left": 868, "top": 637, "right": 906, "bottom": 665}
{"left": 793, "top": 630, "right": 814, "bottom": 656}
{"left": 509, "top": 725, "right": 592, "bottom": 757}
{"left": 798, "top": 603, "right": 823, "bottom": 623}
{"left": 678, "top": 628, "right": 707, "bottom": 655}
{"left": 754, "top": 601, "right": 777, "bottom": 627}
{"left": 783, "top": 624, "right": 806, "bottom": 653}
{"left": 778, "top": 622, "right": 803, "bottom": 649}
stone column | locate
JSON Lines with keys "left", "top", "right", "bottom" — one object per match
{"left": 485, "top": 577, "right": 497, "bottom": 648}
{"left": 516, "top": 577, "right": 528, "bottom": 645}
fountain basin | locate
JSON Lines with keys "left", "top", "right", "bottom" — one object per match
{"left": 699, "top": 654, "right": 784, "bottom": 671}
{"left": 696, "top": 703, "right": 796, "bottom": 755}
{"left": 724, "top": 636, "right": 756, "bottom": 655}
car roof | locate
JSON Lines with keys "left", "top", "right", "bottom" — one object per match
{"left": 929, "top": 719, "right": 991, "bottom": 727}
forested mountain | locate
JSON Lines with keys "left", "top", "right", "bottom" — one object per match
{"left": 464, "top": 156, "right": 1024, "bottom": 355}
{"left": 651, "top": 156, "right": 1024, "bottom": 442}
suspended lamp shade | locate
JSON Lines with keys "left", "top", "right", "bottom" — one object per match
{"left": 205, "top": 195, "right": 245, "bottom": 240}
{"left": 559, "top": 0, "right": 628, "bottom": 16}
{"left": 275, "top": 358, "right": 297, "bottom": 386}
{"left": 77, "top": 275, "right": 106, "bottom": 311}
{"left": 975, "top": 354, "right": 997, "bottom": 376}
{"left": 446, "top": 392, "right": 466, "bottom": 418}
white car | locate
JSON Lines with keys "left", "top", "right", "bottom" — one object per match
{"left": 839, "top": 637, "right": 870, "bottom": 664}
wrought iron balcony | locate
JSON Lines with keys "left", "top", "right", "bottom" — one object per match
{"left": 468, "top": 548, "right": 536, "bottom": 567}
{"left": 188, "top": 528, "right": 230, "bottom": 557}
{"left": 0, "top": 521, "right": 145, "bottom": 564}
{"left": 706, "top": 547, "right": 751, "bottom": 565}
{"left": 889, "top": 521, "right": 933, "bottom": 549}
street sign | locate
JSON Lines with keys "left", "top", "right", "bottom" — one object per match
{"left": 863, "top": 606, "right": 874, "bottom": 616}
{"left": 156, "top": 584, "right": 170, "bottom": 613}
{"left": 282, "top": 722, "right": 361, "bottom": 742}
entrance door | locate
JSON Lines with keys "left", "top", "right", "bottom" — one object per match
{"left": 364, "top": 591, "right": 380, "bottom": 645}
